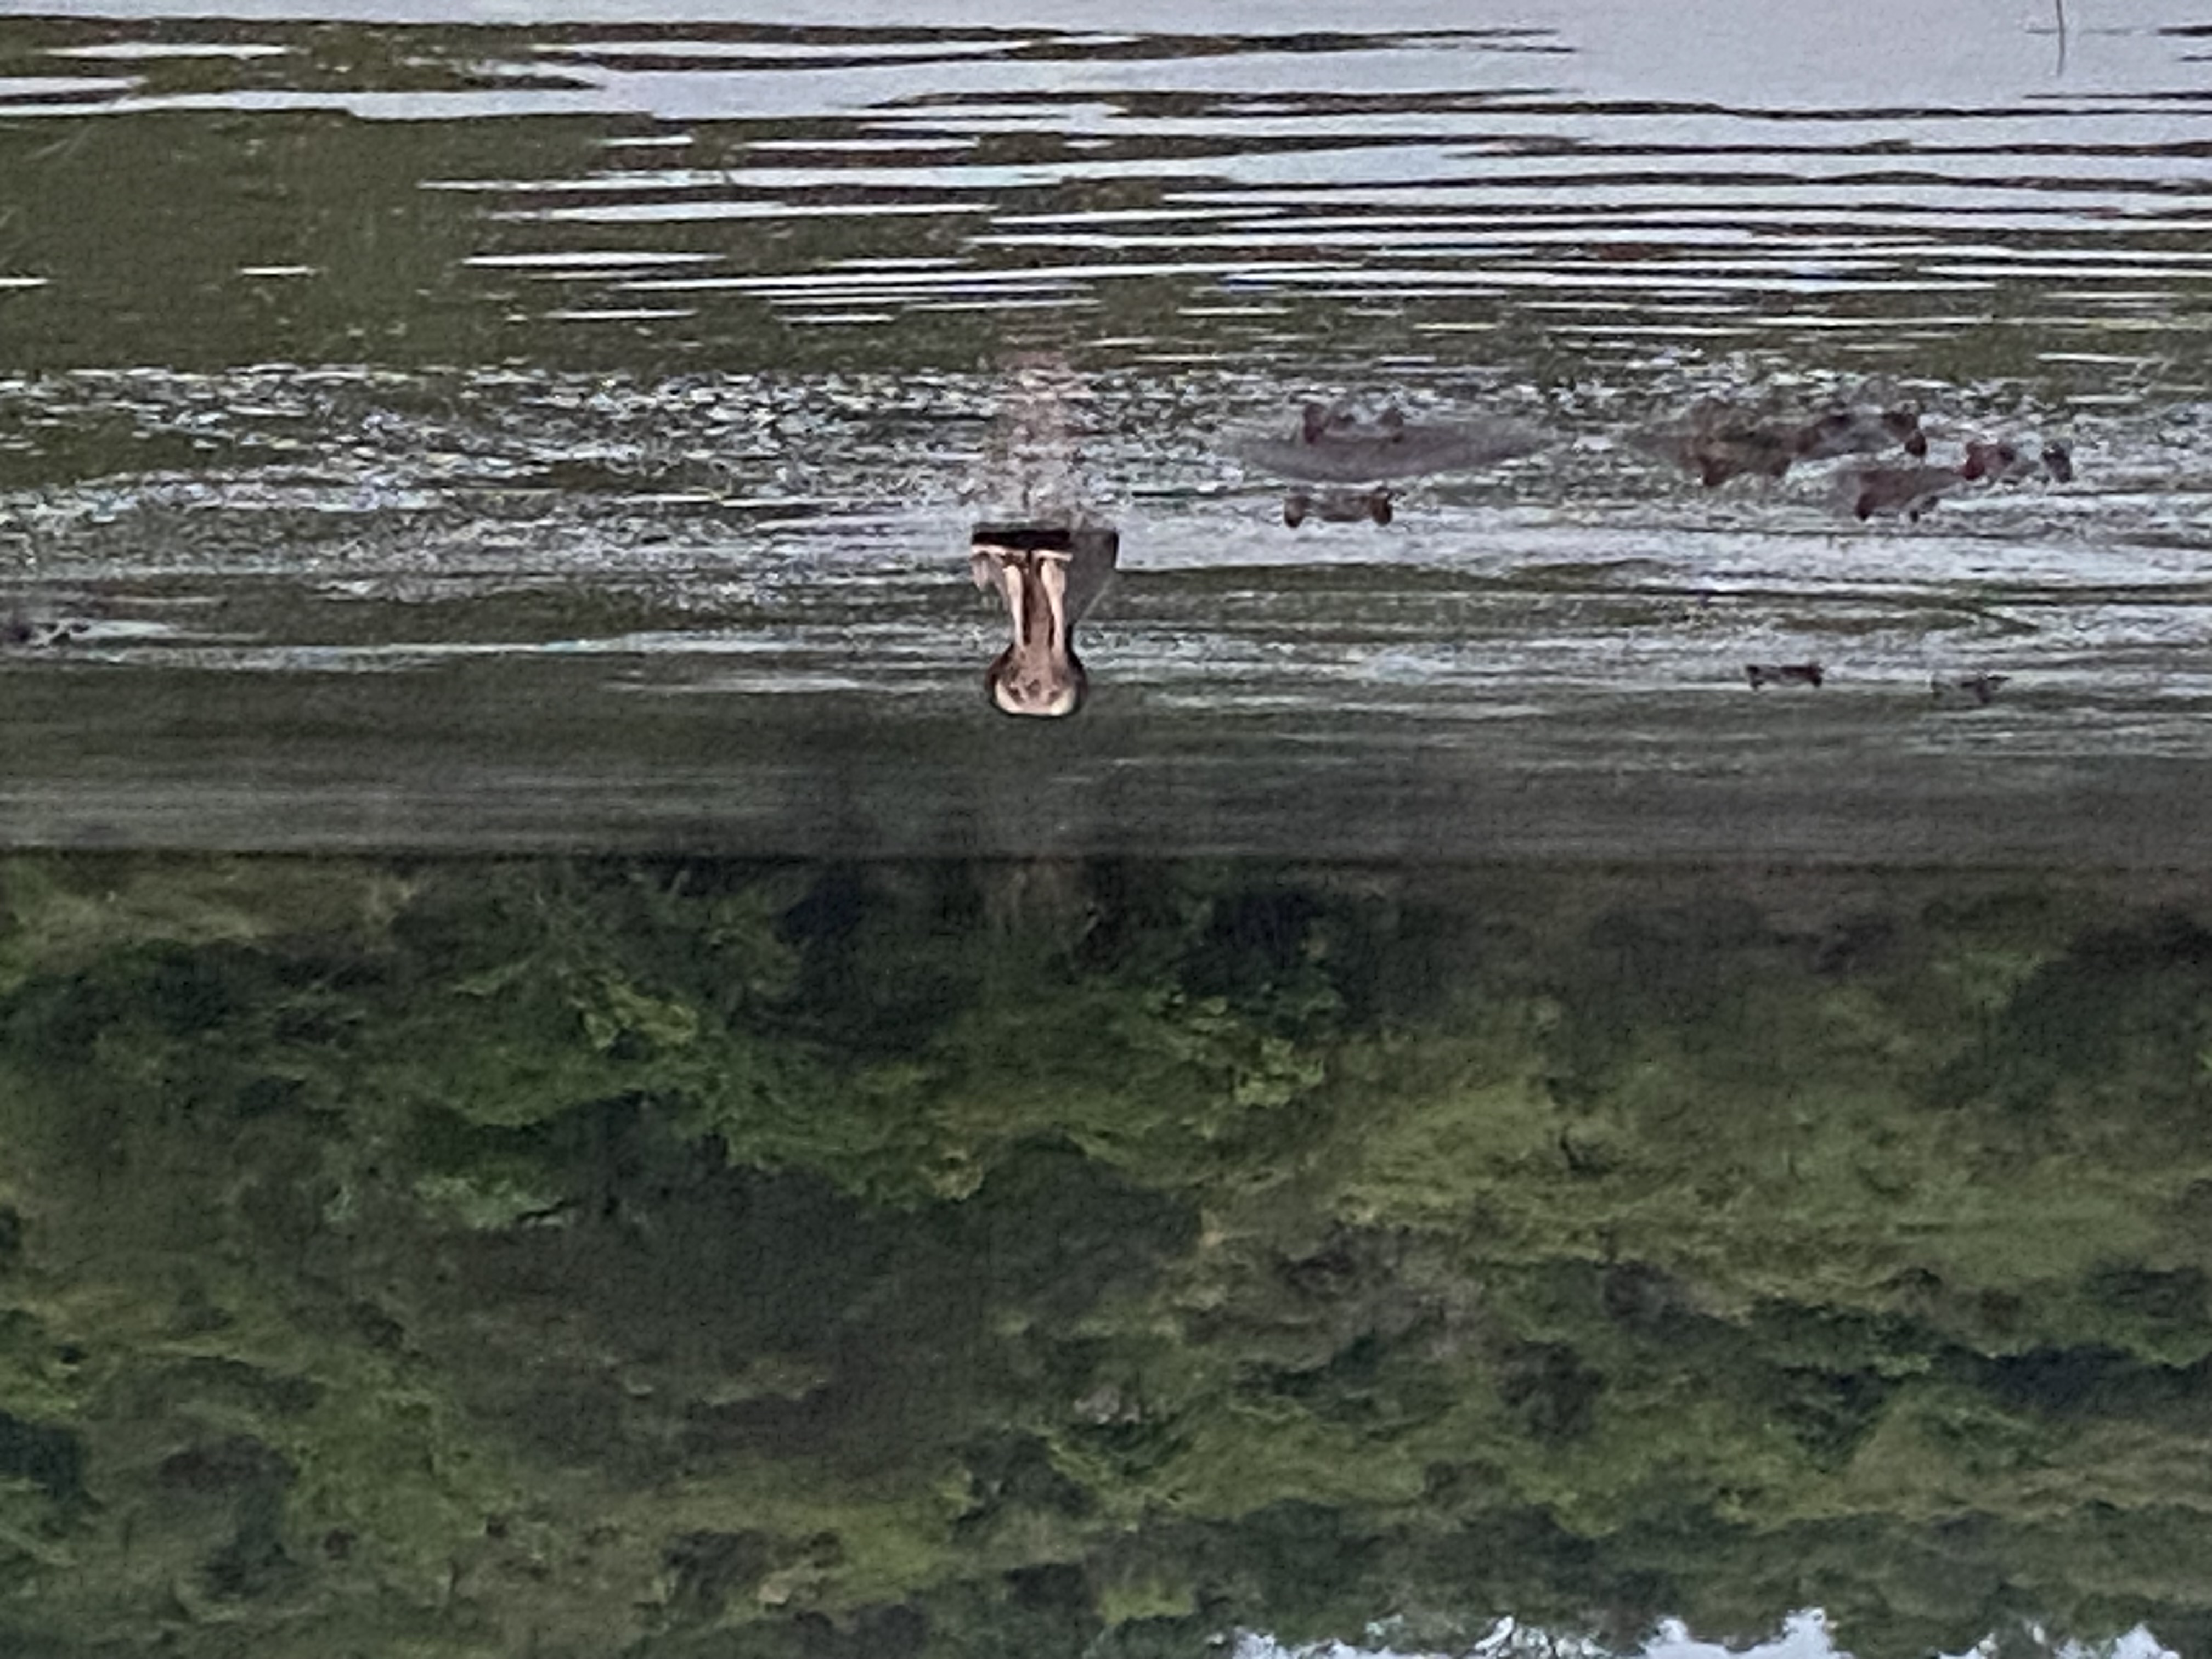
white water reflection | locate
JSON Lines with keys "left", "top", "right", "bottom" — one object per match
{"left": 3, "top": 2, "right": 2207, "bottom": 377}
{"left": 1240, "top": 1611, "right": 2183, "bottom": 1659}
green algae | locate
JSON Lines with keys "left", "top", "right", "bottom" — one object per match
{"left": 0, "top": 856, "right": 2209, "bottom": 1657}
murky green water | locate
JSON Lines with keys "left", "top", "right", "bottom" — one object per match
{"left": 3, "top": 4, "right": 2212, "bottom": 1655}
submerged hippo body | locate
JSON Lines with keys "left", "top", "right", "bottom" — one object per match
{"left": 1844, "top": 435, "right": 2074, "bottom": 524}
{"left": 1746, "top": 662, "right": 1825, "bottom": 689}
{"left": 1646, "top": 393, "right": 1926, "bottom": 486}
{"left": 1229, "top": 401, "right": 1545, "bottom": 486}
{"left": 1671, "top": 420, "right": 1799, "bottom": 487}
{"left": 1283, "top": 486, "right": 1392, "bottom": 528}
{"left": 1793, "top": 403, "right": 1928, "bottom": 462}
{"left": 1932, "top": 672, "right": 2008, "bottom": 707}
{"left": 1962, "top": 438, "right": 2073, "bottom": 484}
{"left": 1848, "top": 464, "right": 1967, "bottom": 521}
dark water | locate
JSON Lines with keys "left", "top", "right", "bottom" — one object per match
{"left": 4, "top": 0, "right": 2212, "bottom": 856}
{"left": 3, "top": 6, "right": 2212, "bottom": 1657}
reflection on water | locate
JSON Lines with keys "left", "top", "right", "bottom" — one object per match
{"left": 3, "top": 345, "right": 2209, "bottom": 856}
{"left": 970, "top": 522, "right": 1119, "bottom": 717}
{"left": 3, "top": 0, "right": 2211, "bottom": 847}
{"left": 967, "top": 352, "right": 1120, "bottom": 718}
{"left": 3, "top": 1, "right": 2208, "bottom": 376}
{"left": 1, "top": 854, "right": 2208, "bottom": 1657}
{"left": 4, "top": 4, "right": 2212, "bottom": 1655}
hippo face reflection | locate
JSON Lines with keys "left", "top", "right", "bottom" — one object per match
{"left": 972, "top": 523, "right": 1120, "bottom": 719}
{"left": 1229, "top": 402, "right": 1545, "bottom": 496}
{"left": 1284, "top": 486, "right": 1392, "bottom": 528}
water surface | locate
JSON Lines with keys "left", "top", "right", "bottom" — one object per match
{"left": 4, "top": 0, "right": 2212, "bottom": 857}
{"left": 3, "top": 9, "right": 2212, "bottom": 1656}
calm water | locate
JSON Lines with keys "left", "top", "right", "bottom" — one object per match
{"left": 3, "top": 7, "right": 2212, "bottom": 1658}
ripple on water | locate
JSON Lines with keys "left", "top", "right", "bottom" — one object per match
{"left": 3, "top": 4, "right": 2211, "bottom": 853}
